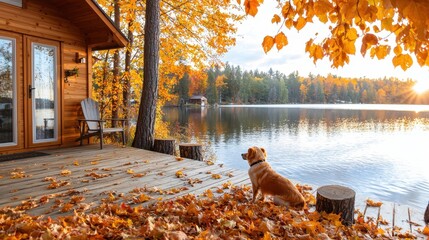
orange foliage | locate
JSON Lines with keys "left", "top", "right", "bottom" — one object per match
{"left": 241, "top": 0, "right": 429, "bottom": 70}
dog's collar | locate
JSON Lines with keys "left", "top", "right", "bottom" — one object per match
{"left": 250, "top": 159, "right": 265, "bottom": 167}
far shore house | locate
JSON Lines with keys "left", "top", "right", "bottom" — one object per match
{"left": 188, "top": 95, "right": 208, "bottom": 106}
{"left": 0, "top": 0, "right": 128, "bottom": 155}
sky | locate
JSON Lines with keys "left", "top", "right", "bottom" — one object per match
{"left": 222, "top": 1, "right": 428, "bottom": 83}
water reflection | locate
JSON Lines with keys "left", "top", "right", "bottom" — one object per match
{"left": 0, "top": 38, "right": 14, "bottom": 145}
{"left": 163, "top": 105, "right": 429, "bottom": 211}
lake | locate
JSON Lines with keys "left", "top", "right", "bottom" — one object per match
{"left": 162, "top": 104, "right": 429, "bottom": 211}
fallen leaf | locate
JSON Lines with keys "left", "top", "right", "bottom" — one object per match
{"left": 366, "top": 199, "right": 383, "bottom": 207}
{"left": 60, "top": 169, "right": 71, "bottom": 176}
{"left": 127, "top": 169, "right": 134, "bottom": 174}
{"left": 176, "top": 157, "right": 184, "bottom": 161}
{"left": 176, "top": 170, "right": 185, "bottom": 178}
{"left": 212, "top": 174, "right": 222, "bottom": 179}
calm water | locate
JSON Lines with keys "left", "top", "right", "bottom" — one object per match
{"left": 162, "top": 104, "right": 429, "bottom": 211}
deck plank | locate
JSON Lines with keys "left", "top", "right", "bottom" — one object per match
{"left": 0, "top": 144, "right": 427, "bottom": 238}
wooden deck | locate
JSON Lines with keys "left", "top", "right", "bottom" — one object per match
{"left": 0, "top": 145, "right": 249, "bottom": 218}
{"left": 0, "top": 145, "right": 427, "bottom": 238}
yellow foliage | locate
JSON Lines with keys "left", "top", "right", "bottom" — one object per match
{"left": 262, "top": 36, "right": 275, "bottom": 53}
{"left": 238, "top": 0, "right": 429, "bottom": 70}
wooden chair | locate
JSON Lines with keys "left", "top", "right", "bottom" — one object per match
{"left": 78, "top": 98, "right": 127, "bottom": 149}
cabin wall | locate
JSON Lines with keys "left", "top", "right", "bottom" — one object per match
{"left": 0, "top": 0, "right": 90, "bottom": 154}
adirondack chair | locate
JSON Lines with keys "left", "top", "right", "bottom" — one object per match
{"left": 78, "top": 98, "right": 126, "bottom": 149}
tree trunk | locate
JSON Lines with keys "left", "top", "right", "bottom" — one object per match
{"left": 316, "top": 185, "right": 355, "bottom": 226}
{"left": 153, "top": 138, "right": 176, "bottom": 155}
{"left": 179, "top": 144, "right": 203, "bottom": 161}
{"left": 123, "top": 17, "right": 134, "bottom": 143}
{"left": 132, "top": 0, "right": 160, "bottom": 150}
{"left": 111, "top": 0, "right": 121, "bottom": 127}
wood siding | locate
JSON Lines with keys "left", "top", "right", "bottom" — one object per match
{"left": 0, "top": 0, "right": 90, "bottom": 154}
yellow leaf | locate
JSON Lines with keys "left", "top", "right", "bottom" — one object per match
{"left": 176, "top": 170, "right": 185, "bottom": 178}
{"left": 73, "top": 161, "right": 79, "bottom": 166}
{"left": 262, "top": 36, "right": 275, "bottom": 53}
{"left": 274, "top": 32, "right": 288, "bottom": 50}
{"left": 285, "top": 19, "right": 294, "bottom": 29}
{"left": 345, "top": 28, "right": 358, "bottom": 41}
{"left": 294, "top": 16, "right": 307, "bottom": 31}
{"left": 212, "top": 174, "right": 222, "bottom": 179}
{"left": 374, "top": 45, "right": 390, "bottom": 60}
{"left": 381, "top": 18, "right": 393, "bottom": 31}
{"left": 314, "top": 0, "right": 332, "bottom": 15}
{"left": 60, "top": 170, "right": 71, "bottom": 176}
{"left": 127, "top": 169, "right": 134, "bottom": 174}
{"left": 392, "top": 54, "right": 413, "bottom": 71}
{"left": 343, "top": 40, "right": 356, "bottom": 54}
{"left": 393, "top": 45, "right": 402, "bottom": 55}
{"left": 313, "top": 45, "right": 324, "bottom": 63}
{"left": 281, "top": 2, "right": 291, "bottom": 18}
{"left": 271, "top": 14, "right": 281, "bottom": 24}
{"left": 91, "top": 161, "right": 99, "bottom": 165}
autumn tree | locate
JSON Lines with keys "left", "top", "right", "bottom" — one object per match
{"left": 132, "top": 0, "right": 161, "bottom": 150}
{"left": 243, "top": 0, "right": 429, "bottom": 71}
{"left": 92, "top": 0, "right": 242, "bottom": 147}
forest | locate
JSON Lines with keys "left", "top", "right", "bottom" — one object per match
{"left": 174, "top": 63, "right": 429, "bottom": 105}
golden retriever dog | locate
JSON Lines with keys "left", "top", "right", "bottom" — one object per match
{"left": 241, "top": 146, "right": 305, "bottom": 209}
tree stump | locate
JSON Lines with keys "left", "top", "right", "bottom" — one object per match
{"left": 179, "top": 143, "right": 203, "bottom": 161}
{"left": 316, "top": 185, "right": 355, "bottom": 226}
{"left": 153, "top": 138, "right": 176, "bottom": 155}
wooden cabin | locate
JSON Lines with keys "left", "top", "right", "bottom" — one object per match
{"left": 188, "top": 95, "right": 208, "bottom": 106}
{"left": 0, "top": 0, "right": 127, "bottom": 155}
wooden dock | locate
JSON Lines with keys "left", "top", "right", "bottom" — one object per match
{"left": 0, "top": 145, "right": 427, "bottom": 238}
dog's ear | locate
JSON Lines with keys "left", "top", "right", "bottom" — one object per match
{"left": 247, "top": 147, "right": 255, "bottom": 159}
{"left": 260, "top": 147, "right": 267, "bottom": 158}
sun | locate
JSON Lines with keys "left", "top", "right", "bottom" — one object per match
{"left": 412, "top": 80, "right": 429, "bottom": 94}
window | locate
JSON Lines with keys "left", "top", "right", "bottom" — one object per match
{"left": 0, "top": 0, "right": 22, "bottom": 7}
{"left": 0, "top": 37, "right": 17, "bottom": 146}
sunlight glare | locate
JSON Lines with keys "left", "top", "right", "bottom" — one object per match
{"left": 412, "top": 80, "right": 429, "bottom": 94}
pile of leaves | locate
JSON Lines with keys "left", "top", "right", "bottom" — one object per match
{"left": 1, "top": 184, "right": 428, "bottom": 239}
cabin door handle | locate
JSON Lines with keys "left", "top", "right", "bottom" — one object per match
{"left": 28, "top": 85, "right": 36, "bottom": 99}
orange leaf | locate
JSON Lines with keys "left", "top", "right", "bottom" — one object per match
{"left": 423, "top": 225, "right": 429, "bottom": 236}
{"left": 176, "top": 170, "right": 185, "bottom": 178}
{"left": 244, "top": 0, "right": 260, "bottom": 17}
{"left": 366, "top": 198, "right": 383, "bottom": 207}
{"left": 271, "top": 14, "right": 281, "bottom": 24}
{"left": 274, "top": 32, "right": 288, "bottom": 50}
{"left": 392, "top": 54, "right": 413, "bottom": 71}
{"left": 60, "top": 170, "right": 71, "bottom": 176}
{"left": 212, "top": 174, "right": 222, "bottom": 179}
{"left": 262, "top": 36, "right": 275, "bottom": 53}
{"left": 294, "top": 16, "right": 307, "bottom": 31}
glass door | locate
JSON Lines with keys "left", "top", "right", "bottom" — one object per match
{"left": 27, "top": 37, "right": 60, "bottom": 146}
{"left": 0, "top": 36, "right": 16, "bottom": 146}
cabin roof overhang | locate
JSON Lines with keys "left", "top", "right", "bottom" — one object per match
{"left": 48, "top": 0, "right": 128, "bottom": 50}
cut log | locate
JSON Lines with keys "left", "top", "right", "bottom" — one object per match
{"left": 153, "top": 138, "right": 176, "bottom": 155}
{"left": 179, "top": 143, "right": 203, "bottom": 161}
{"left": 316, "top": 185, "right": 356, "bottom": 226}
